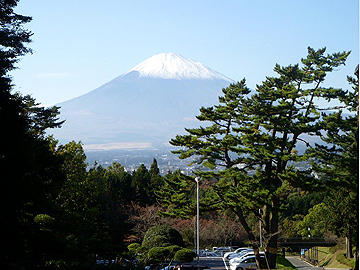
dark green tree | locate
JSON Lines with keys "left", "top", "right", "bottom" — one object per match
{"left": 56, "top": 147, "right": 133, "bottom": 263}
{"left": 157, "top": 170, "right": 198, "bottom": 218}
{"left": 55, "top": 141, "right": 101, "bottom": 263}
{"left": 96, "top": 163, "right": 133, "bottom": 260}
{"left": 280, "top": 191, "right": 326, "bottom": 220}
{"left": 165, "top": 47, "right": 350, "bottom": 269}
{"left": 296, "top": 202, "right": 331, "bottom": 237}
{"left": 149, "top": 158, "right": 160, "bottom": 175}
{"left": 149, "top": 158, "right": 164, "bottom": 204}
{"left": 310, "top": 66, "right": 358, "bottom": 260}
{"left": 323, "top": 189, "right": 357, "bottom": 258}
{"left": 132, "top": 164, "right": 152, "bottom": 206}
{"left": 0, "top": 1, "right": 66, "bottom": 267}
{"left": 105, "top": 162, "right": 135, "bottom": 205}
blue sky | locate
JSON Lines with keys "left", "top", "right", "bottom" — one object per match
{"left": 13, "top": 0, "right": 359, "bottom": 106}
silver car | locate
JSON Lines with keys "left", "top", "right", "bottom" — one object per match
{"left": 223, "top": 248, "right": 253, "bottom": 260}
{"left": 229, "top": 255, "right": 262, "bottom": 270}
{"left": 229, "top": 251, "right": 265, "bottom": 267}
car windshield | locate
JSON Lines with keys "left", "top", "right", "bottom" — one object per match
{"left": 243, "top": 258, "right": 256, "bottom": 263}
{"left": 236, "top": 255, "right": 265, "bottom": 264}
{"left": 231, "top": 251, "right": 251, "bottom": 259}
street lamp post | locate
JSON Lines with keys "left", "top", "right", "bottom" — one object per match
{"left": 259, "top": 209, "right": 262, "bottom": 248}
{"left": 195, "top": 177, "right": 200, "bottom": 270}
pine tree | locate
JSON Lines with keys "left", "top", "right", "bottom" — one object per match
{"left": 149, "top": 158, "right": 164, "bottom": 204}
{"left": 165, "top": 47, "right": 350, "bottom": 269}
{"left": 132, "top": 164, "right": 152, "bottom": 206}
{"left": 157, "top": 170, "right": 198, "bottom": 218}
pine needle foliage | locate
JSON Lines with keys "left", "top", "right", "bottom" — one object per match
{"left": 159, "top": 47, "right": 351, "bottom": 269}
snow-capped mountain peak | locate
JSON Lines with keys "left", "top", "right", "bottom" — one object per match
{"left": 124, "top": 53, "right": 233, "bottom": 81}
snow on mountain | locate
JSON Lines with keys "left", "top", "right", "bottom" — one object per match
{"left": 124, "top": 53, "right": 233, "bottom": 81}
{"left": 52, "top": 53, "right": 234, "bottom": 148}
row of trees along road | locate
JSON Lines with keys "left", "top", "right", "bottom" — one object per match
{"left": 160, "top": 48, "right": 358, "bottom": 269}
{"left": 0, "top": 0, "right": 358, "bottom": 269}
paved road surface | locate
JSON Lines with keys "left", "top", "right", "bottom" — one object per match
{"left": 286, "top": 256, "right": 336, "bottom": 270}
{"left": 286, "top": 256, "right": 350, "bottom": 270}
{"left": 188, "top": 256, "right": 350, "bottom": 270}
{"left": 188, "top": 258, "right": 226, "bottom": 270}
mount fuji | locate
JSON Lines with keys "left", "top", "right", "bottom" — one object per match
{"left": 51, "top": 53, "right": 234, "bottom": 149}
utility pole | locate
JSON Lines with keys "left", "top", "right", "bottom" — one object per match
{"left": 259, "top": 209, "right": 262, "bottom": 248}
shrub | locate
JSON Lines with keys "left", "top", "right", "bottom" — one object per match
{"left": 148, "top": 247, "right": 170, "bottom": 263}
{"left": 128, "top": 243, "right": 141, "bottom": 253}
{"left": 174, "top": 249, "right": 196, "bottom": 263}
{"left": 142, "top": 225, "right": 184, "bottom": 250}
{"left": 166, "top": 245, "right": 183, "bottom": 259}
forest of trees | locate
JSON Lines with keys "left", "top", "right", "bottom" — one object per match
{"left": 0, "top": 1, "right": 358, "bottom": 270}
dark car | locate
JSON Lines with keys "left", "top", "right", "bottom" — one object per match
{"left": 176, "top": 265, "right": 210, "bottom": 270}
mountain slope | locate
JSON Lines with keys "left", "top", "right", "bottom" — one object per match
{"left": 51, "top": 53, "right": 234, "bottom": 148}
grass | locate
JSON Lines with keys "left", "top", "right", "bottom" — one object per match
{"left": 276, "top": 256, "right": 296, "bottom": 270}
{"left": 257, "top": 247, "right": 355, "bottom": 270}
{"left": 336, "top": 252, "right": 356, "bottom": 269}
{"left": 315, "top": 247, "right": 355, "bottom": 269}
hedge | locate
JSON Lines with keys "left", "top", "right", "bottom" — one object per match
{"left": 174, "top": 249, "right": 196, "bottom": 263}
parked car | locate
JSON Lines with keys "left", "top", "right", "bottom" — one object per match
{"left": 96, "top": 259, "right": 115, "bottom": 265}
{"left": 227, "top": 249, "right": 255, "bottom": 261}
{"left": 160, "top": 265, "right": 177, "bottom": 270}
{"left": 230, "top": 256, "right": 259, "bottom": 270}
{"left": 212, "top": 246, "right": 233, "bottom": 256}
{"left": 223, "top": 248, "right": 253, "bottom": 260}
{"left": 160, "top": 261, "right": 181, "bottom": 270}
{"left": 176, "top": 265, "right": 210, "bottom": 270}
{"left": 145, "top": 264, "right": 162, "bottom": 270}
{"left": 229, "top": 252, "right": 265, "bottom": 267}
{"left": 200, "top": 251, "right": 219, "bottom": 257}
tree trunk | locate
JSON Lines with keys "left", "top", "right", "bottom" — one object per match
{"left": 234, "top": 208, "right": 267, "bottom": 269}
{"left": 265, "top": 236, "right": 278, "bottom": 269}
{"left": 253, "top": 246, "right": 268, "bottom": 270}
{"left": 264, "top": 197, "right": 280, "bottom": 269}
{"left": 346, "top": 229, "right": 353, "bottom": 258}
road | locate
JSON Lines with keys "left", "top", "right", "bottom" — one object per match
{"left": 187, "top": 257, "right": 226, "bottom": 270}
{"left": 187, "top": 256, "right": 340, "bottom": 270}
{"left": 286, "top": 256, "right": 325, "bottom": 270}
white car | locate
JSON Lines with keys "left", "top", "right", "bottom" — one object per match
{"left": 227, "top": 250, "right": 255, "bottom": 261}
{"left": 223, "top": 248, "right": 253, "bottom": 260}
{"left": 230, "top": 255, "right": 260, "bottom": 270}
{"left": 212, "top": 246, "right": 233, "bottom": 256}
{"left": 229, "top": 251, "right": 265, "bottom": 267}
{"left": 199, "top": 251, "right": 219, "bottom": 257}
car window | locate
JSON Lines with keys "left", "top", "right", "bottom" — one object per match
{"left": 244, "top": 258, "right": 255, "bottom": 263}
